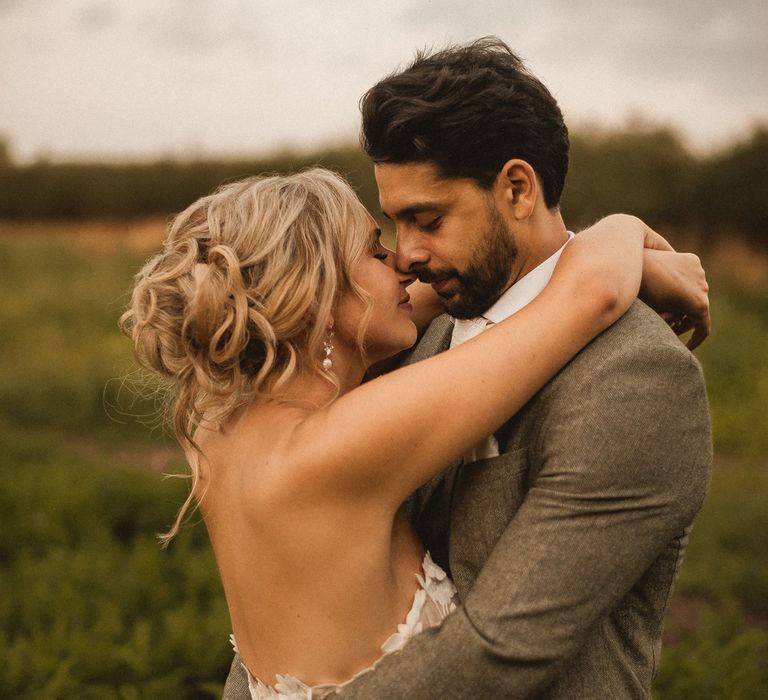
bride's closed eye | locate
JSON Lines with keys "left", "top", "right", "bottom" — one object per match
{"left": 372, "top": 242, "right": 394, "bottom": 263}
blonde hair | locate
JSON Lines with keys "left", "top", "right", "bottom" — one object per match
{"left": 119, "top": 168, "right": 374, "bottom": 542}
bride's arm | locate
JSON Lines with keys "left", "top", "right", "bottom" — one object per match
{"left": 405, "top": 216, "right": 710, "bottom": 345}
{"left": 291, "top": 215, "right": 646, "bottom": 508}
{"left": 367, "top": 218, "right": 710, "bottom": 381}
{"left": 579, "top": 215, "right": 710, "bottom": 349}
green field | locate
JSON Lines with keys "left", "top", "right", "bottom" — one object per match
{"left": 1, "top": 226, "right": 766, "bottom": 698}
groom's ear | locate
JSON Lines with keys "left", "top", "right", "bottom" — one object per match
{"left": 496, "top": 159, "right": 538, "bottom": 221}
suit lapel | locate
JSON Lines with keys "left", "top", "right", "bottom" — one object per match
{"left": 403, "top": 314, "right": 454, "bottom": 366}
{"left": 402, "top": 315, "right": 456, "bottom": 572}
{"left": 404, "top": 313, "right": 532, "bottom": 595}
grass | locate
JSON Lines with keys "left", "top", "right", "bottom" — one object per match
{"left": 1, "top": 223, "right": 766, "bottom": 697}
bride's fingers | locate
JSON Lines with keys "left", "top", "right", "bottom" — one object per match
{"left": 660, "top": 311, "right": 675, "bottom": 324}
{"left": 671, "top": 316, "right": 694, "bottom": 335}
{"left": 681, "top": 309, "right": 711, "bottom": 350}
{"left": 665, "top": 312, "right": 710, "bottom": 350}
{"left": 687, "top": 322, "right": 709, "bottom": 350}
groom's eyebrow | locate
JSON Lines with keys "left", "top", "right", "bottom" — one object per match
{"left": 381, "top": 202, "right": 442, "bottom": 221}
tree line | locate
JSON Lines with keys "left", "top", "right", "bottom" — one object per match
{"left": 0, "top": 124, "right": 765, "bottom": 250}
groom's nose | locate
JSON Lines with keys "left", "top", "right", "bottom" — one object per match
{"left": 395, "top": 232, "right": 429, "bottom": 274}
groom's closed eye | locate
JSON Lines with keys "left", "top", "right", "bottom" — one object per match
{"left": 416, "top": 216, "right": 442, "bottom": 232}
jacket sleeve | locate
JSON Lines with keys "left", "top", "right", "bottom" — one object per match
{"left": 337, "top": 330, "right": 712, "bottom": 698}
{"left": 222, "top": 653, "right": 249, "bottom": 699}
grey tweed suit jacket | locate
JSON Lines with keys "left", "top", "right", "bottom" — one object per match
{"left": 222, "top": 300, "right": 712, "bottom": 699}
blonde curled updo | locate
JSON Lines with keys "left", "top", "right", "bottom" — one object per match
{"left": 119, "top": 168, "right": 374, "bottom": 539}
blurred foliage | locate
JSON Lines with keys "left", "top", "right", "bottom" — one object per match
{"left": 674, "top": 457, "right": 768, "bottom": 618}
{"left": 0, "top": 238, "right": 159, "bottom": 444}
{"left": 693, "top": 285, "right": 768, "bottom": 458}
{"left": 0, "top": 430, "right": 230, "bottom": 699}
{"left": 563, "top": 124, "right": 696, "bottom": 230}
{"left": 0, "top": 145, "right": 380, "bottom": 224}
{"left": 654, "top": 604, "right": 768, "bottom": 699}
{"left": 0, "top": 123, "right": 767, "bottom": 251}
{"left": 691, "top": 127, "right": 768, "bottom": 252}
{"left": 562, "top": 123, "right": 768, "bottom": 253}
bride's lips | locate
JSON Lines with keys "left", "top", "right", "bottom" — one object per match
{"left": 398, "top": 293, "right": 412, "bottom": 312}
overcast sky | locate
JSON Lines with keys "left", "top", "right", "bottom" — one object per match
{"left": 1, "top": 0, "right": 766, "bottom": 162}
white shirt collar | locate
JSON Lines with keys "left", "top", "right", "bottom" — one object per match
{"left": 450, "top": 232, "right": 574, "bottom": 347}
{"left": 483, "top": 231, "right": 574, "bottom": 324}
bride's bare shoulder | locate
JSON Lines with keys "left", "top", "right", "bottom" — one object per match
{"left": 195, "top": 402, "right": 325, "bottom": 501}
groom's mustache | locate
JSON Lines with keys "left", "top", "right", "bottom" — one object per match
{"left": 409, "top": 266, "right": 459, "bottom": 285}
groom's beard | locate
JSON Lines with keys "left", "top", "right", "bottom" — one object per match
{"left": 416, "top": 203, "right": 518, "bottom": 319}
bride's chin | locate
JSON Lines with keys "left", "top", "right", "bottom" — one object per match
{"left": 364, "top": 320, "right": 418, "bottom": 361}
{"left": 397, "top": 324, "right": 419, "bottom": 353}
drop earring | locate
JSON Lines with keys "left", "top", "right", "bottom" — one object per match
{"left": 322, "top": 329, "right": 334, "bottom": 371}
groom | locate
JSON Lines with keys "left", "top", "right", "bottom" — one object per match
{"left": 224, "top": 38, "right": 712, "bottom": 698}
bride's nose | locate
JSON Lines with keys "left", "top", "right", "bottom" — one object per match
{"left": 398, "top": 268, "right": 416, "bottom": 288}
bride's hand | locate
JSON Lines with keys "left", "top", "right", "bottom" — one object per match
{"left": 640, "top": 247, "right": 710, "bottom": 350}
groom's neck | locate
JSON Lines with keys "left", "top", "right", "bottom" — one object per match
{"left": 509, "top": 209, "right": 569, "bottom": 287}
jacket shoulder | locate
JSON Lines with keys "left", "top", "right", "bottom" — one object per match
{"left": 555, "top": 299, "right": 705, "bottom": 384}
{"left": 500, "top": 300, "right": 710, "bottom": 463}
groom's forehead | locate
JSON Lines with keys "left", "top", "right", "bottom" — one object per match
{"left": 375, "top": 161, "right": 442, "bottom": 188}
{"left": 375, "top": 161, "right": 477, "bottom": 216}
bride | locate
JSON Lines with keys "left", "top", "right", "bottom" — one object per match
{"left": 120, "top": 168, "right": 708, "bottom": 698}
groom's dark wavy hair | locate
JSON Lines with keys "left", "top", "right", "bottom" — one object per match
{"left": 360, "top": 37, "right": 569, "bottom": 209}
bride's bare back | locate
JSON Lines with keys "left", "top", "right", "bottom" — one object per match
{"left": 195, "top": 401, "right": 426, "bottom": 685}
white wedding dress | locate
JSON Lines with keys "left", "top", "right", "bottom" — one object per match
{"left": 230, "top": 552, "right": 458, "bottom": 699}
